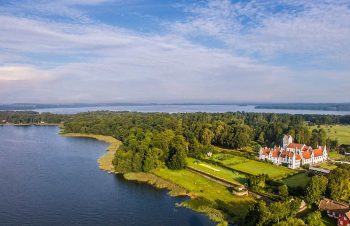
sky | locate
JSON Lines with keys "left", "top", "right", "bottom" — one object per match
{"left": 0, "top": 0, "right": 349, "bottom": 103}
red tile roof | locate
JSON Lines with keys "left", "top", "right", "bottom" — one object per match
{"left": 302, "top": 145, "right": 311, "bottom": 151}
{"left": 287, "top": 143, "right": 304, "bottom": 149}
{"left": 313, "top": 149, "right": 323, "bottom": 157}
{"left": 302, "top": 151, "right": 311, "bottom": 159}
{"left": 319, "top": 198, "right": 349, "bottom": 214}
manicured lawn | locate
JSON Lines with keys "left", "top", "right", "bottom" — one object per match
{"left": 209, "top": 153, "right": 295, "bottom": 179}
{"left": 310, "top": 124, "right": 350, "bottom": 145}
{"left": 153, "top": 168, "right": 254, "bottom": 223}
{"left": 329, "top": 151, "right": 344, "bottom": 160}
{"left": 229, "top": 160, "right": 296, "bottom": 179}
{"left": 317, "top": 162, "right": 338, "bottom": 170}
{"left": 210, "top": 153, "right": 248, "bottom": 166}
{"left": 282, "top": 172, "right": 311, "bottom": 188}
{"left": 187, "top": 158, "right": 247, "bottom": 184}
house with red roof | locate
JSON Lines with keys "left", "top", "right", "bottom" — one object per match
{"left": 259, "top": 135, "right": 328, "bottom": 169}
{"left": 338, "top": 211, "right": 350, "bottom": 226}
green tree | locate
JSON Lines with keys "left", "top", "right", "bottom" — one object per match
{"left": 305, "top": 211, "right": 325, "bottom": 226}
{"left": 305, "top": 176, "right": 328, "bottom": 205}
{"left": 201, "top": 128, "right": 214, "bottom": 145}
{"left": 245, "top": 201, "right": 271, "bottom": 226}
{"left": 167, "top": 135, "right": 188, "bottom": 169}
{"left": 273, "top": 217, "right": 305, "bottom": 226}
{"left": 327, "top": 165, "right": 350, "bottom": 201}
{"left": 278, "top": 185, "right": 289, "bottom": 197}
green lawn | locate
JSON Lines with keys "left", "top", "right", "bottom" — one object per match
{"left": 282, "top": 172, "right": 311, "bottom": 188}
{"left": 187, "top": 158, "right": 247, "bottom": 184}
{"left": 310, "top": 124, "right": 350, "bottom": 145}
{"left": 153, "top": 168, "right": 254, "bottom": 224}
{"left": 209, "top": 153, "right": 295, "bottom": 179}
{"left": 230, "top": 160, "right": 295, "bottom": 179}
{"left": 209, "top": 153, "right": 248, "bottom": 166}
{"left": 329, "top": 151, "right": 344, "bottom": 160}
{"left": 317, "top": 162, "right": 338, "bottom": 170}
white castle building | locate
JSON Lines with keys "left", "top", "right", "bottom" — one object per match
{"left": 259, "top": 135, "right": 328, "bottom": 169}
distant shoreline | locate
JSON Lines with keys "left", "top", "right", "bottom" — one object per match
{"left": 2, "top": 103, "right": 350, "bottom": 112}
{"left": 0, "top": 123, "right": 60, "bottom": 126}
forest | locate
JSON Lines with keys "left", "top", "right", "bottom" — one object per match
{"left": 1, "top": 111, "right": 348, "bottom": 173}
{"left": 62, "top": 111, "right": 346, "bottom": 173}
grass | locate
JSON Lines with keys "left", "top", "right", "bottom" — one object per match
{"left": 310, "top": 124, "right": 350, "bottom": 145}
{"left": 187, "top": 158, "right": 247, "bottom": 184}
{"left": 210, "top": 154, "right": 295, "bottom": 179}
{"left": 329, "top": 151, "right": 344, "bottom": 160}
{"left": 230, "top": 160, "right": 295, "bottom": 179}
{"left": 317, "top": 162, "right": 338, "bottom": 170}
{"left": 153, "top": 168, "right": 255, "bottom": 225}
{"left": 209, "top": 153, "right": 248, "bottom": 166}
{"left": 62, "top": 133, "right": 121, "bottom": 172}
{"left": 282, "top": 172, "right": 311, "bottom": 188}
{"left": 123, "top": 172, "right": 187, "bottom": 196}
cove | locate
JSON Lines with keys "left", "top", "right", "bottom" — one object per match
{"left": 0, "top": 126, "right": 215, "bottom": 226}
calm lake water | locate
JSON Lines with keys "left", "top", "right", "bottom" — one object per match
{"left": 0, "top": 126, "right": 215, "bottom": 226}
{"left": 33, "top": 104, "right": 349, "bottom": 115}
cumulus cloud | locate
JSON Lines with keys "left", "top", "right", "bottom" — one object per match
{"left": 0, "top": 0, "right": 349, "bottom": 103}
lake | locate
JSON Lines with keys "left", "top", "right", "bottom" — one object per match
{"left": 33, "top": 104, "right": 349, "bottom": 115}
{"left": 0, "top": 126, "right": 215, "bottom": 226}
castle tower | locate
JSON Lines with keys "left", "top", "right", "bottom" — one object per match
{"left": 283, "top": 135, "right": 293, "bottom": 148}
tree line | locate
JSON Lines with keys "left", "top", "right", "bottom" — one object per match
{"left": 61, "top": 111, "right": 344, "bottom": 172}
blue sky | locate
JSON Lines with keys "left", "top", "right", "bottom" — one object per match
{"left": 0, "top": 0, "right": 349, "bottom": 103}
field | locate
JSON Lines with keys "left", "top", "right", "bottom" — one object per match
{"left": 152, "top": 168, "right": 254, "bottom": 224}
{"left": 282, "top": 172, "right": 311, "bottom": 188}
{"left": 210, "top": 153, "right": 248, "bottom": 166}
{"left": 209, "top": 153, "right": 295, "bottom": 179}
{"left": 187, "top": 158, "right": 246, "bottom": 184}
{"left": 310, "top": 124, "right": 350, "bottom": 145}
{"left": 230, "top": 160, "right": 295, "bottom": 179}
{"left": 317, "top": 162, "right": 338, "bottom": 170}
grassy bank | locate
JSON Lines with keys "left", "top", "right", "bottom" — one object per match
{"left": 124, "top": 172, "right": 187, "bottom": 196}
{"left": 123, "top": 168, "right": 254, "bottom": 225}
{"left": 153, "top": 168, "right": 254, "bottom": 225}
{"left": 61, "top": 133, "right": 254, "bottom": 225}
{"left": 62, "top": 133, "right": 121, "bottom": 172}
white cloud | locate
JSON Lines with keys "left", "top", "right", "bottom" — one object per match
{"left": 0, "top": 65, "right": 54, "bottom": 81}
{"left": 0, "top": 0, "right": 349, "bottom": 103}
{"left": 171, "top": 0, "right": 350, "bottom": 64}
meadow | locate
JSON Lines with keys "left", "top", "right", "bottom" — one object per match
{"left": 310, "top": 124, "right": 350, "bottom": 145}
{"left": 186, "top": 158, "right": 246, "bottom": 184}
{"left": 282, "top": 172, "right": 311, "bottom": 188}
{"left": 210, "top": 153, "right": 249, "bottom": 166}
{"left": 209, "top": 153, "right": 296, "bottom": 179}
{"left": 152, "top": 168, "right": 254, "bottom": 224}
